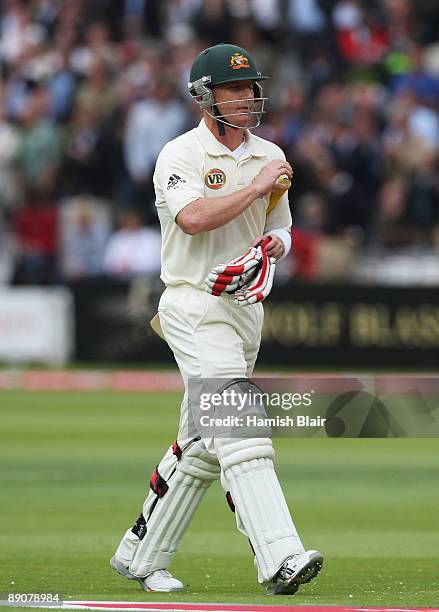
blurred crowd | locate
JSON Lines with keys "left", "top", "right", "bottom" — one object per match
{"left": 0, "top": 0, "right": 438, "bottom": 285}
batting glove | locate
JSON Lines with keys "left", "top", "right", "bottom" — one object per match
{"left": 205, "top": 246, "right": 263, "bottom": 296}
{"left": 234, "top": 245, "right": 276, "bottom": 307}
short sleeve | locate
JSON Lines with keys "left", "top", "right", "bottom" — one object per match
{"left": 154, "top": 141, "right": 205, "bottom": 221}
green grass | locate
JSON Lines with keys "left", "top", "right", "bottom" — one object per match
{"left": 0, "top": 391, "right": 438, "bottom": 607}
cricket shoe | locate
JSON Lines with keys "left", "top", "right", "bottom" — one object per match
{"left": 266, "top": 549, "right": 323, "bottom": 595}
{"left": 141, "top": 569, "right": 184, "bottom": 592}
{"left": 110, "top": 556, "right": 184, "bottom": 592}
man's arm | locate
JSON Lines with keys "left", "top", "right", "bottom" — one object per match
{"left": 176, "top": 159, "right": 292, "bottom": 235}
{"left": 261, "top": 177, "right": 293, "bottom": 260}
{"left": 176, "top": 184, "right": 258, "bottom": 235}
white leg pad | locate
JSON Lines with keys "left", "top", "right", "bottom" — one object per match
{"left": 129, "top": 440, "right": 220, "bottom": 577}
{"left": 216, "top": 437, "right": 305, "bottom": 583}
{"left": 115, "top": 444, "right": 179, "bottom": 566}
{"left": 114, "top": 443, "right": 178, "bottom": 566}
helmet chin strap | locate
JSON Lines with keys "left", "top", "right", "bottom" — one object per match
{"left": 214, "top": 105, "right": 226, "bottom": 136}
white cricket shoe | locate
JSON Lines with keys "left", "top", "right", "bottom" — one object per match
{"left": 141, "top": 569, "right": 184, "bottom": 592}
{"left": 266, "top": 549, "right": 323, "bottom": 595}
{"left": 110, "top": 555, "right": 184, "bottom": 592}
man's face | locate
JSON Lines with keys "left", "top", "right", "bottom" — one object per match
{"left": 213, "top": 80, "right": 256, "bottom": 128}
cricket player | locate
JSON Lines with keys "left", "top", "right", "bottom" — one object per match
{"left": 111, "top": 43, "right": 323, "bottom": 595}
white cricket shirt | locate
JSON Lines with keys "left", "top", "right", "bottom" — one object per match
{"left": 154, "top": 118, "right": 292, "bottom": 289}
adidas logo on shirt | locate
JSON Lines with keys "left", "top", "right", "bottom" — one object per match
{"left": 167, "top": 174, "right": 186, "bottom": 190}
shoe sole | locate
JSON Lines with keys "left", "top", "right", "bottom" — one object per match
{"left": 140, "top": 584, "right": 184, "bottom": 593}
{"left": 267, "top": 553, "right": 323, "bottom": 595}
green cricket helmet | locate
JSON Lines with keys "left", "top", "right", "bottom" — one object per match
{"left": 188, "top": 43, "right": 268, "bottom": 129}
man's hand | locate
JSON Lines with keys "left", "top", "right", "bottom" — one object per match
{"left": 252, "top": 234, "right": 284, "bottom": 260}
{"left": 251, "top": 159, "right": 293, "bottom": 198}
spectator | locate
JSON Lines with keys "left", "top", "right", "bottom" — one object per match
{"left": 250, "top": 0, "right": 283, "bottom": 42}
{"left": 292, "top": 126, "right": 372, "bottom": 234}
{"left": 289, "top": 0, "right": 327, "bottom": 32}
{"left": 368, "top": 177, "right": 421, "bottom": 250}
{"left": 102, "top": 209, "right": 161, "bottom": 278}
{"left": 0, "top": 1, "right": 46, "bottom": 66}
{"left": 288, "top": 0, "right": 328, "bottom": 51}
{"left": 48, "top": 47, "right": 78, "bottom": 121}
{"left": 382, "top": 93, "right": 436, "bottom": 175}
{"left": 59, "top": 196, "right": 112, "bottom": 280}
{"left": 165, "top": 0, "right": 201, "bottom": 33}
{"left": 384, "top": 0, "right": 414, "bottom": 50}
{"left": 75, "top": 58, "right": 118, "bottom": 123}
{"left": 123, "top": 79, "right": 189, "bottom": 210}
{"left": 192, "top": 0, "right": 233, "bottom": 46}
{"left": 70, "top": 21, "right": 115, "bottom": 77}
{"left": 390, "top": 47, "right": 439, "bottom": 105}
{"left": 13, "top": 186, "right": 58, "bottom": 285}
{"left": 291, "top": 193, "right": 328, "bottom": 280}
{"left": 62, "top": 103, "right": 103, "bottom": 196}
{"left": 0, "top": 92, "right": 22, "bottom": 217}
{"left": 333, "top": 1, "right": 390, "bottom": 67}
{"left": 19, "top": 84, "right": 63, "bottom": 194}
{"left": 330, "top": 108, "right": 381, "bottom": 208}
{"left": 280, "top": 84, "right": 307, "bottom": 149}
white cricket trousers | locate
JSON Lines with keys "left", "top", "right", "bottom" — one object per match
{"left": 159, "top": 284, "right": 264, "bottom": 442}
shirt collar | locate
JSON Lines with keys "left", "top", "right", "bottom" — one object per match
{"left": 196, "top": 118, "right": 267, "bottom": 158}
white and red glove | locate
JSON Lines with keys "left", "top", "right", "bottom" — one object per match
{"left": 234, "top": 240, "right": 276, "bottom": 306}
{"left": 205, "top": 246, "right": 263, "bottom": 296}
{"left": 205, "top": 237, "right": 276, "bottom": 305}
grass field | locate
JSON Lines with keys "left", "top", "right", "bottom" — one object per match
{"left": 0, "top": 390, "right": 438, "bottom": 608}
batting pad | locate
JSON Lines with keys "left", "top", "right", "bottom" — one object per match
{"left": 129, "top": 441, "right": 220, "bottom": 577}
{"left": 223, "top": 456, "right": 305, "bottom": 582}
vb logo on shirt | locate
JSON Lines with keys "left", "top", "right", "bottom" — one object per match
{"left": 205, "top": 168, "right": 226, "bottom": 189}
